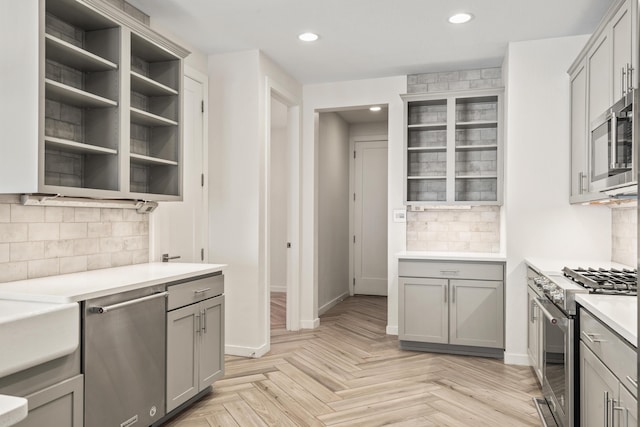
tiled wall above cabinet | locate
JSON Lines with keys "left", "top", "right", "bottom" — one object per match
{"left": 0, "top": 0, "right": 189, "bottom": 201}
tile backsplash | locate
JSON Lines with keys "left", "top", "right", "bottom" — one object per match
{"left": 406, "top": 206, "right": 501, "bottom": 253}
{"left": 0, "top": 195, "right": 149, "bottom": 283}
{"left": 611, "top": 205, "right": 637, "bottom": 267}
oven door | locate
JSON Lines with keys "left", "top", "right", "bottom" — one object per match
{"left": 536, "top": 297, "right": 574, "bottom": 427}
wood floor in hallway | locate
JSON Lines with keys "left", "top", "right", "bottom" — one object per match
{"left": 165, "top": 295, "right": 542, "bottom": 426}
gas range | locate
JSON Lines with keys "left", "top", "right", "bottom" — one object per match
{"left": 531, "top": 266, "right": 637, "bottom": 316}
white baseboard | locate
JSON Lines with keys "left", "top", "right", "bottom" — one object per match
{"left": 225, "top": 342, "right": 270, "bottom": 358}
{"left": 386, "top": 325, "right": 398, "bottom": 335}
{"left": 270, "top": 285, "right": 287, "bottom": 293}
{"left": 300, "top": 318, "right": 320, "bottom": 329}
{"left": 504, "top": 352, "right": 530, "bottom": 366}
{"left": 318, "top": 291, "right": 349, "bottom": 316}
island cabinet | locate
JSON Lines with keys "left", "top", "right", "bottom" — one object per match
{"left": 166, "top": 274, "right": 225, "bottom": 413}
{"left": 1, "top": 0, "right": 189, "bottom": 200}
{"left": 568, "top": 0, "right": 637, "bottom": 203}
{"left": 579, "top": 308, "right": 637, "bottom": 427}
{"left": 401, "top": 89, "right": 504, "bottom": 206}
{"left": 398, "top": 259, "right": 504, "bottom": 358}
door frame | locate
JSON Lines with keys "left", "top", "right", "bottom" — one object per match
{"left": 349, "top": 135, "right": 388, "bottom": 296}
{"left": 264, "top": 77, "right": 302, "bottom": 339}
{"left": 149, "top": 65, "right": 209, "bottom": 262}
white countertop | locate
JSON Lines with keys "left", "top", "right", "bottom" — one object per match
{"left": 576, "top": 294, "right": 637, "bottom": 347}
{"left": 526, "top": 257, "right": 633, "bottom": 274}
{"left": 0, "top": 262, "right": 226, "bottom": 303}
{"left": 397, "top": 251, "right": 506, "bottom": 262}
{"left": 0, "top": 395, "right": 27, "bottom": 427}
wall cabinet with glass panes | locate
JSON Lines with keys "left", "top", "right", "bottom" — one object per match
{"left": 402, "top": 89, "right": 503, "bottom": 205}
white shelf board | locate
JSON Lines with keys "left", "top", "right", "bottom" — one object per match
{"left": 407, "top": 176, "right": 446, "bottom": 180}
{"left": 45, "top": 79, "right": 117, "bottom": 108}
{"left": 408, "top": 123, "right": 447, "bottom": 130}
{"left": 44, "top": 136, "right": 117, "bottom": 155}
{"left": 408, "top": 146, "right": 447, "bottom": 151}
{"left": 130, "top": 153, "right": 178, "bottom": 166}
{"left": 455, "top": 175, "right": 498, "bottom": 179}
{"left": 130, "top": 71, "right": 178, "bottom": 96}
{"left": 455, "top": 144, "right": 498, "bottom": 150}
{"left": 45, "top": 34, "right": 117, "bottom": 72}
{"left": 456, "top": 120, "right": 498, "bottom": 128}
{"left": 130, "top": 107, "right": 178, "bottom": 127}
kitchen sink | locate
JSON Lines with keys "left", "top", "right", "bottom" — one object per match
{"left": 0, "top": 300, "right": 79, "bottom": 378}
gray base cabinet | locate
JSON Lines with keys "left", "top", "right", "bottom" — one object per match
{"left": 15, "top": 375, "right": 83, "bottom": 427}
{"left": 166, "top": 275, "right": 224, "bottom": 413}
{"left": 398, "top": 259, "right": 504, "bottom": 352}
{"left": 579, "top": 309, "right": 637, "bottom": 427}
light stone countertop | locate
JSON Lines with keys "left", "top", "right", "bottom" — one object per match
{"left": 0, "top": 262, "right": 226, "bottom": 303}
{"left": 0, "top": 395, "right": 27, "bottom": 427}
{"left": 576, "top": 294, "right": 637, "bottom": 347}
{"left": 397, "top": 251, "right": 506, "bottom": 262}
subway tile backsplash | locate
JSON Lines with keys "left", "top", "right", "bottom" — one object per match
{"left": 0, "top": 195, "right": 149, "bottom": 283}
{"left": 407, "top": 206, "right": 501, "bottom": 253}
{"left": 611, "top": 205, "right": 637, "bottom": 268}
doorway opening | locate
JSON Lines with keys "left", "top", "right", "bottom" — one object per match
{"left": 316, "top": 106, "right": 389, "bottom": 316}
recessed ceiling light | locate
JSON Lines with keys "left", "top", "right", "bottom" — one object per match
{"left": 370, "top": 106, "right": 382, "bottom": 112}
{"left": 448, "top": 13, "right": 473, "bottom": 24}
{"left": 298, "top": 32, "right": 319, "bottom": 42}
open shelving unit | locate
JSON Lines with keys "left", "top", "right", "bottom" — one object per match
{"left": 402, "top": 89, "right": 503, "bottom": 205}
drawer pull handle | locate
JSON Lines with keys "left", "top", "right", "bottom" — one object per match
{"left": 194, "top": 288, "right": 211, "bottom": 294}
{"left": 440, "top": 270, "right": 459, "bottom": 276}
{"left": 582, "top": 331, "right": 606, "bottom": 344}
{"left": 626, "top": 376, "right": 638, "bottom": 389}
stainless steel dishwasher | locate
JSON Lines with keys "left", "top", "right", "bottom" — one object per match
{"left": 83, "top": 285, "right": 167, "bottom": 427}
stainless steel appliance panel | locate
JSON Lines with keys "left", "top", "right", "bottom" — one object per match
{"left": 83, "top": 285, "right": 166, "bottom": 427}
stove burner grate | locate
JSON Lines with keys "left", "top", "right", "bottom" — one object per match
{"left": 562, "top": 267, "right": 637, "bottom": 295}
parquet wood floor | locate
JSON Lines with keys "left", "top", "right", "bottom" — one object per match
{"left": 165, "top": 295, "right": 542, "bottom": 426}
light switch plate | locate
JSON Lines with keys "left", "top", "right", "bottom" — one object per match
{"left": 393, "top": 209, "right": 406, "bottom": 223}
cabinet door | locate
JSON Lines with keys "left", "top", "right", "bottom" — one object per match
{"left": 527, "top": 287, "right": 542, "bottom": 383}
{"left": 611, "top": 0, "right": 632, "bottom": 100}
{"left": 449, "top": 280, "right": 503, "bottom": 348}
{"left": 570, "top": 61, "right": 588, "bottom": 201}
{"left": 398, "top": 277, "right": 448, "bottom": 343}
{"left": 166, "top": 304, "right": 199, "bottom": 412}
{"left": 15, "top": 375, "right": 83, "bottom": 427}
{"left": 619, "top": 385, "right": 638, "bottom": 427}
{"left": 588, "top": 31, "right": 612, "bottom": 127}
{"left": 581, "top": 342, "right": 619, "bottom": 427}
{"left": 199, "top": 295, "right": 225, "bottom": 388}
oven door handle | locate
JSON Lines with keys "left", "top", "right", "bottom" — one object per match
{"left": 534, "top": 298, "right": 559, "bottom": 325}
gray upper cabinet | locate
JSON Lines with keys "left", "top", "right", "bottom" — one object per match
{"left": 401, "top": 89, "right": 504, "bottom": 206}
{"left": 0, "top": 0, "right": 188, "bottom": 200}
{"left": 568, "top": 0, "right": 637, "bottom": 203}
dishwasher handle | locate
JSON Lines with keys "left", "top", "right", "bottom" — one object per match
{"left": 90, "top": 291, "right": 168, "bottom": 314}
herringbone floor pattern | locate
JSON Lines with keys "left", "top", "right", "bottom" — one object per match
{"left": 165, "top": 295, "right": 542, "bottom": 426}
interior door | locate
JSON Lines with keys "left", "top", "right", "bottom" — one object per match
{"left": 353, "top": 140, "right": 388, "bottom": 295}
{"left": 151, "top": 75, "right": 206, "bottom": 262}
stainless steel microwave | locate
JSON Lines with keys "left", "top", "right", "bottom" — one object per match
{"left": 589, "top": 90, "right": 637, "bottom": 193}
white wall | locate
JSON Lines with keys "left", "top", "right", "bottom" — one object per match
{"left": 269, "top": 99, "right": 288, "bottom": 292}
{"left": 503, "top": 35, "right": 611, "bottom": 364}
{"left": 350, "top": 121, "right": 389, "bottom": 138}
{"left": 208, "top": 50, "right": 302, "bottom": 356}
{"left": 317, "top": 112, "right": 351, "bottom": 312}
{"left": 302, "top": 76, "right": 407, "bottom": 333}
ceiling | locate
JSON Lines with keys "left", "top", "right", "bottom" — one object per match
{"left": 127, "top": 0, "right": 613, "bottom": 84}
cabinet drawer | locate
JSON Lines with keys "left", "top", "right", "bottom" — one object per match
{"left": 168, "top": 274, "right": 224, "bottom": 311}
{"left": 398, "top": 260, "right": 503, "bottom": 280}
{"left": 580, "top": 308, "right": 637, "bottom": 397}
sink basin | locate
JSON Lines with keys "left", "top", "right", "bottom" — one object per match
{"left": 0, "top": 300, "right": 79, "bottom": 378}
{"left": 0, "top": 395, "right": 27, "bottom": 427}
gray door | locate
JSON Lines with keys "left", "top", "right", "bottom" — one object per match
{"left": 166, "top": 303, "right": 199, "bottom": 412}
{"left": 199, "top": 295, "right": 225, "bottom": 387}
{"left": 398, "top": 277, "right": 448, "bottom": 343}
{"left": 580, "top": 342, "right": 618, "bottom": 427}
